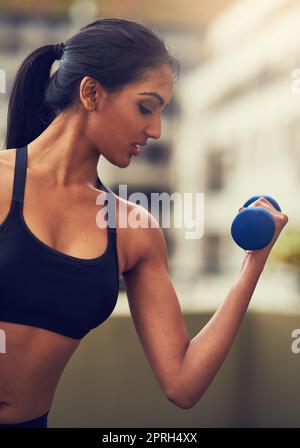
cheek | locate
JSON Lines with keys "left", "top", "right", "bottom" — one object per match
{"left": 112, "top": 110, "right": 140, "bottom": 143}
{"left": 87, "top": 104, "right": 141, "bottom": 150}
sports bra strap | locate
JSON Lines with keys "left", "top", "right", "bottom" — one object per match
{"left": 12, "top": 146, "right": 27, "bottom": 203}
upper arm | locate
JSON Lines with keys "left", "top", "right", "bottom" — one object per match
{"left": 123, "top": 206, "right": 190, "bottom": 399}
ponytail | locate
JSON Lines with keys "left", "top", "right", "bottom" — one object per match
{"left": 4, "top": 44, "right": 58, "bottom": 149}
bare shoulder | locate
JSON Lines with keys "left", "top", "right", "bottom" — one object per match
{"left": 114, "top": 193, "right": 168, "bottom": 274}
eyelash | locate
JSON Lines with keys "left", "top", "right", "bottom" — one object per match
{"left": 139, "top": 105, "right": 152, "bottom": 116}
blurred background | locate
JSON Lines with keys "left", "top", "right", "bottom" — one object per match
{"left": 0, "top": 0, "right": 300, "bottom": 428}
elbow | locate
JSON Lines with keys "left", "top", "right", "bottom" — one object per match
{"left": 165, "top": 379, "right": 207, "bottom": 410}
{"left": 165, "top": 389, "right": 198, "bottom": 410}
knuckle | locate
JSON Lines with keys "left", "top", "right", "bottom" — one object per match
{"left": 259, "top": 197, "right": 270, "bottom": 206}
{"left": 275, "top": 213, "right": 288, "bottom": 228}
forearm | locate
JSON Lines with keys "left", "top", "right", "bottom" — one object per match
{"left": 173, "top": 251, "right": 269, "bottom": 409}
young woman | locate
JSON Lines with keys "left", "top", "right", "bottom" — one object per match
{"left": 0, "top": 18, "right": 288, "bottom": 428}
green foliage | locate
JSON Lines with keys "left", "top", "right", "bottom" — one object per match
{"left": 272, "top": 227, "right": 300, "bottom": 268}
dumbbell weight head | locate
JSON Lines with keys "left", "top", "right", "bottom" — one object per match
{"left": 231, "top": 195, "right": 280, "bottom": 250}
{"left": 242, "top": 195, "right": 281, "bottom": 212}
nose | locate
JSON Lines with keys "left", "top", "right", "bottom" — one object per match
{"left": 145, "top": 114, "right": 162, "bottom": 140}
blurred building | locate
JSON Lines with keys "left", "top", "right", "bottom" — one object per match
{"left": 173, "top": 0, "right": 300, "bottom": 312}
{"left": 0, "top": 0, "right": 234, "bottom": 28}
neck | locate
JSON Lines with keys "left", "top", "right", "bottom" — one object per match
{"left": 26, "top": 112, "right": 101, "bottom": 190}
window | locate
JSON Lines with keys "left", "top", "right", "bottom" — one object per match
{"left": 142, "top": 142, "right": 171, "bottom": 165}
{"left": 205, "top": 150, "right": 225, "bottom": 191}
{"left": 201, "top": 233, "right": 221, "bottom": 275}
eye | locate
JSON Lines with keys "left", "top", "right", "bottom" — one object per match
{"left": 139, "top": 104, "right": 152, "bottom": 116}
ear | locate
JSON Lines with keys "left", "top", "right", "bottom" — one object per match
{"left": 79, "top": 76, "right": 108, "bottom": 111}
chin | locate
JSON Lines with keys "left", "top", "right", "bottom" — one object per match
{"left": 103, "top": 152, "right": 131, "bottom": 168}
{"left": 113, "top": 157, "right": 131, "bottom": 168}
{"left": 120, "top": 159, "right": 131, "bottom": 168}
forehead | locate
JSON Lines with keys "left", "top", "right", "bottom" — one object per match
{"left": 125, "top": 65, "right": 174, "bottom": 104}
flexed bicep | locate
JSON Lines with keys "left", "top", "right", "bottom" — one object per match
{"left": 123, "top": 218, "right": 189, "bottom": 404}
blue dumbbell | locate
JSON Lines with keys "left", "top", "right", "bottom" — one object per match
{"left": 231, "top": 195, "right": 281, "bottom": 250}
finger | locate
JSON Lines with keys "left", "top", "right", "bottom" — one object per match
{"left": 249, "top": 197, "right": 281, "bottom": 216}
{"left": 258, "top": 197, "right": 281, "bottom": 213}
{"left": 252, "top": 198, "right": 288, "bottom": 232}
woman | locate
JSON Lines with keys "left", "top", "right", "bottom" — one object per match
{"left": 0, "top": 18, "right": 288, "bottom": 428}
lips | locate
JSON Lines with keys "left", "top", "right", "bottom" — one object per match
{"left": 130, "top": 141, "right": 147, "bottom": 156}
{"left": 131, "top": 144, "right": 141, "bottom": 155}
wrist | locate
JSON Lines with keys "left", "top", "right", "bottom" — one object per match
{"left": 241, "top": 249, "right": 269, "bottom": 274}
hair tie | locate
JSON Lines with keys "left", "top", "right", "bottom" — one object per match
{"left": 54, "top": 42, "right": 65, "bottom": 60}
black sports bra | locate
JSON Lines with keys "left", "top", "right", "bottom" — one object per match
{"left": 0, "top": 145, "right": 120, "bottom": 339}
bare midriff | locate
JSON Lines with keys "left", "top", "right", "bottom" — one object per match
{"left": 0, "top": 322, "right": 80, "bottom": 423}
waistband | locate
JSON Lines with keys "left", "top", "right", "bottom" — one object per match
{"left": 0, "top": 409, "right": 50, "bottom": 428}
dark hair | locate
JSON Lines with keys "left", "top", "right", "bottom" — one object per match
{"left": 4, "top": 17, "right": 180, "bottom": 150}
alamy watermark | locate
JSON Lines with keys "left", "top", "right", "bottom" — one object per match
{"left": 95, "top": 185, "right": 205, "bottom": 240}
{"left": 0, "top": 329, "right": 6, "bottom": 354}
{"left": 0, "top": 68, "right": 6, "bottom": 93}
{"left": 291, "top": 69, "right": 300, "bottom": 94}
{"left": 291, "top": 329, "right": 300, "bottom": 354}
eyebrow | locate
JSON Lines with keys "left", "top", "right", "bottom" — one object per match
{"left": 138, "top": 92, "right": 166, "bottom": 106}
